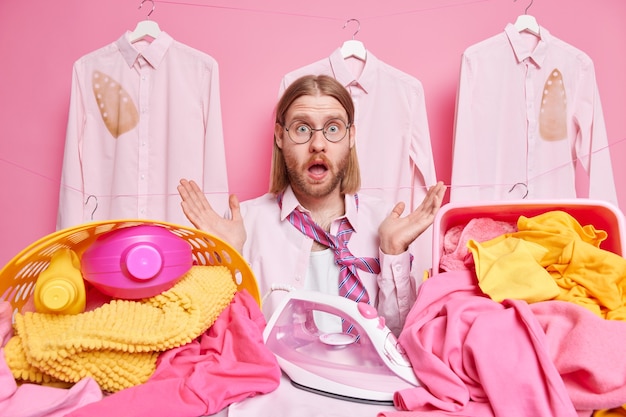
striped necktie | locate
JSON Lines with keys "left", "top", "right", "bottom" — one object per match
{"left": 277, "top": 193, "right": 381, "bottom": 333}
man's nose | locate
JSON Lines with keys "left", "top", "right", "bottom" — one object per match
{"left": 309, "top": 129, "right": 327, "bottom": 150}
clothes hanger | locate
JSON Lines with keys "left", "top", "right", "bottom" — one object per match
{"left": 340, "top": 19, "right": 367, "bottom": 61}
{"left": 513, "top": 0, "right": 540, "bottom": 36}
{"left": 129, "top": 0, "right": 162, "bottom": 43}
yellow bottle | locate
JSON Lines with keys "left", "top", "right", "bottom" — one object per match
{"left": 34, "top": 248, "right": 87, "bottom": 315}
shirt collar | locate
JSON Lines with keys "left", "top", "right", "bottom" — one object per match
{"left": 116, "top": 31, "right": 173, "bottom": 69}
{"left": 279, "top": 186, "right": 361, "bottom": 232}
{"left": 328, "top": 48, "right": 378, "bottom": 94}
{"left": 504, "top": 23, "right": 549, "bottom": 67}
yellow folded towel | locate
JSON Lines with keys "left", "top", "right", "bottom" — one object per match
{"left": 4, "top": 265, "right": 236, "bottom": 392}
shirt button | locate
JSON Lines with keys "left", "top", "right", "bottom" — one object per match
{"left": 394, "top": 265, "right": 403, "bottom": 273}
{"left": 295, "top": 275, "right": 301, "bottom": 281}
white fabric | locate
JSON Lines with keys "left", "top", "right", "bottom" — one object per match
{"left": 450, "top": 24, "right": 617, "bottom": 205}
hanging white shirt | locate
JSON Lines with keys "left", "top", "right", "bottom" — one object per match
{"left": 57, "top": 31, "right": 229, "bottom": 229}
{"left": 279, "top": 48, "right": 438, "bottom": 276}
{"left": 450, "top": 24, "right": 617, "bottom": 205}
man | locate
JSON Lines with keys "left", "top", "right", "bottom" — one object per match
{"left": 178, "top": 74, "right": 446, "bottom": 335}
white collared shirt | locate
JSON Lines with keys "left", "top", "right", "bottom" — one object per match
{"left": 239, "top": 186, "right": 416, "bottom": 336}
{"left": 57, "top": 31, "right": 229, "bottom": 229}
{"left": 451, "top": 24, "right": 617, "bottom": 205}
{"left": 279, "top": 48, "right": 438, "bottom": 276}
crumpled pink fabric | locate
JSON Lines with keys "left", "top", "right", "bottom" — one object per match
{"left": 531, "top": 301, "right": 626, "bottom": 413}
{"left": 0, "top": 350, "right": 102, "bottom": 417}
{"left": 440, "top": 218, "right": 517, "bottom": 272}
{"left": 377, "top": 270, "right": 626, "bottom": 417}
{"left": 0, "top": 301, "right": 13, "bottom": 347}
{"left": 66, "top": 290, "right": 281, "bottom": 417}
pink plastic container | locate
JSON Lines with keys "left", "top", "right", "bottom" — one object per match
{"left": 431, "top": 199, "right": 626, "bottom": 276}
{"left": 80, "top": 225, "right": 193, "bottom": 299}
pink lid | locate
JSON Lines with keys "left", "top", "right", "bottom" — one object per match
{"left": 81, "top": 225, "right": 192, "bottom": 299}
{"left": 124, "top": 243, "right": 163, "bottom": 280}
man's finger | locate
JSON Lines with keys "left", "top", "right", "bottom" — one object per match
{"left": 390, "top": 202, "right": 406, "bottom": 218}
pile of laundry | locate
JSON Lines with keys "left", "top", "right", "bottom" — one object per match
{"left": 380, "top": 211, "right": 626, "bottom": 417}
{"left": 0, "top": 265, "right": 281, "bottom": 417}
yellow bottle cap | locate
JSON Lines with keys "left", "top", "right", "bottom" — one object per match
{"left": 41, "top": 280, "right": 77, "bottom": 311}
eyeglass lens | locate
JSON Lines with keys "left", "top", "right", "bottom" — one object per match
{"left": 286, "top": 119, "right": 348, "bottom": 143}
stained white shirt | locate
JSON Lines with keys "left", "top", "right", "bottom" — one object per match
{"left": 450, "top": 24, "right": 617, "bottom": 205}
{"left": 57, "top": 31, "right": 229, "bottom": 229}
{"left": 279, "top": 48, "right": 438, "bottom": 276}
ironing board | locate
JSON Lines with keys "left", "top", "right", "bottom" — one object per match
{"left": 207, "top": 373, "right": 396, "bottom": 417}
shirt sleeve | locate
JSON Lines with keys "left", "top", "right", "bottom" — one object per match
{"left": 376, "top": 249, "right": 416, "bottom": 336}
{"left": 573, "top": 60, "right": 618, "bottom": 205}
{"left": 201, "top": 59, "right": 229, "bottom": 215}
{"left": 408, "top": 78, "right": 437, "bottom": 197}
{"left": 57, "top": 61, "right": 87, "bottom": 230}
{"left": 450, "top": 51, "right": 481, "bottom": 203}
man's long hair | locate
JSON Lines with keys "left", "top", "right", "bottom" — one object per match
{"left": 269, "top": 74, "right": 361, "bottom": 195}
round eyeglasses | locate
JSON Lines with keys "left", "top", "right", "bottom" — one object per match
{"left": 284, "top": 119, "right": 351, "bottom": 144}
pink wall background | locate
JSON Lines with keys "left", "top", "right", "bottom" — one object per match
{"left": 1, "top": 0, "right": 625, "bottom": 267}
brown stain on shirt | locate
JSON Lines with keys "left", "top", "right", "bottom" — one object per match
{"left": 539, "top": 68, "right": 567, "bottom": 141}
{"left": 92, "top": 70, "right": 139, "bottom": 138}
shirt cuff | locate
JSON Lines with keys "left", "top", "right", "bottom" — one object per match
{"left": 378, "top": 248, "right": 411, "bottom": 280}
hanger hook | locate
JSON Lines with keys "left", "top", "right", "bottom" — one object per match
{"left": 508, "top": 182, "right": 529, "bottom": 199}
{"left": 525, "top": 0, "right": 534, "bottom": 14}
{"left": 85, "top": 195, "right": 98, "bottom": 220}
{"left": 514, "top": 0, "right": 534, "bottom": 15}
{"left": 139, "top": 0, "right": 156, "bottom": 18}
{"left": 343, "top": 18, "right": 360, "bottom": 40}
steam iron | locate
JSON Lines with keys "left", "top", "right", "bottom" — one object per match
{"left": 263, "top": 290, "right": 420, "bottom": 404}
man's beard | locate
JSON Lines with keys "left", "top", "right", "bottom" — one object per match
{"left": 285, "top": 152, "right": 349, "bottom": 199}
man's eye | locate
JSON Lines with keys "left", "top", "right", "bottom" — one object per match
{"left": 296, "top": 125, "right": 311, "bottom": 134}
{"left": 326, "top": 125, "right": 339, "bottom": 133}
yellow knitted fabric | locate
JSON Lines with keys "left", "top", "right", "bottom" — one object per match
{"left": 4, "top": 265, "right": 236, "bottom": 392}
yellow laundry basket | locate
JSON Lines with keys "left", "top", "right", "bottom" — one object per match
{"left": 0, "top": 219, "right": 260, "bottom": 315}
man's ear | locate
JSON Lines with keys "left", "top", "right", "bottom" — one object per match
{"left": 274, "top": 123, "right": 284, "bottom": 149}
{"left": 349, "top": 123, "right": 356, "bottom": 148}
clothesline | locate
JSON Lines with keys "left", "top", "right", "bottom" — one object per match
{"left": 152, "top": 0, "right": 491, "bottom": 23}
{"left": 2, "top": 136, "right": 625, "bottom": 199}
